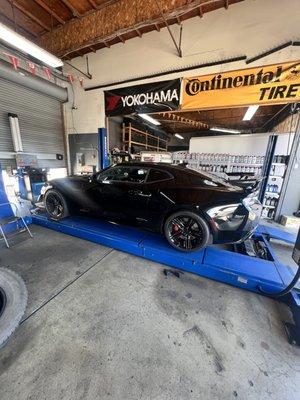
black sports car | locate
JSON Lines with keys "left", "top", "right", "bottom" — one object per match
{"left": 40, "top": 162, "right": 262, "bottom": 252}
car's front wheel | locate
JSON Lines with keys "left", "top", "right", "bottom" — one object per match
{"left": 44, "top": 189, "right": 69, "bottom": 220}
{"left": 164, "top": 211, "right": 210, "bottom": 252}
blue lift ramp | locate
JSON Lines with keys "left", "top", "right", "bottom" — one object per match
{"left": 31, "top": 214, "right": 298, "bottom": 301}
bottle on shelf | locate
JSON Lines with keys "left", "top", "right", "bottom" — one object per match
{"left": 268, "top": 209, "right": 275, "bottom": 219}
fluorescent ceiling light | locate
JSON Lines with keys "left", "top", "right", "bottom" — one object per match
{"left": 211, "top": 127, "right": 241, "bottom": 134}
{"left": 139, "top": 113, "right": 161, "bottom": 126}
{"left": 243, "top": 105, "right": 259, "bottom": 121}
{"left": 0, "top": 22, "right": 63, "bottom": 68}
{"left": 175, "top": 133, "right": 184, "bottom": 139}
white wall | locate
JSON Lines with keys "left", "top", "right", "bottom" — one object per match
{"left": 276, "top": 133, "right": 295, "bottom": 155}
{"left": 280, "top": 136, "right": 300, "bottom": 216}
{"left": 63, "top": 0, "right": 300, "bottom": 135}
{"left": 189, "top": 133, "right": 295, "bottom": 156}
{"left": 189, "top": 134, "right": 270, "bottom": 155}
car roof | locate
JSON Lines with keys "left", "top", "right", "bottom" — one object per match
{"left": 116, "top": 162, "right": 183, "bottom": 171}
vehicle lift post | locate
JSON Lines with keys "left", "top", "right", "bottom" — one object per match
{"left": 99, "top": 128, "right": 110, "bottom": 170}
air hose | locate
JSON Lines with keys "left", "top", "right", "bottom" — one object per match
{"left": 259, "top": 263, "right": 300, "bottom": 298}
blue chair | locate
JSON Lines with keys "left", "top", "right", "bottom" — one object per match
{"left": 0, "top": 201, "right": 33, "bottom": 248}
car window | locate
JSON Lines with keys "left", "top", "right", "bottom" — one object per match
{"left": 97, "top": 167, "right": 118, "bottom": 182}
{"left": 98, "top": 166, "right": 148, "bottom": 183}
{"left": 147, "top": 169, "right": 173, "bottom": 183}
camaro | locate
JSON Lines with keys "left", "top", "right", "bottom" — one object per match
{"left": 40, "top": 162, "right": 262, "bottom": 252}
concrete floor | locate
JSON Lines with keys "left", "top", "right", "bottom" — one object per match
{"left": 0, "top": 225, "right": 300, "bottom": 400}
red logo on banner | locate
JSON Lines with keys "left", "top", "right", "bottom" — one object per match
{"left": 43, "top": 66, "right": 52, "bottom": 79}
{"left": 106, "top": 95, "right": 121, "bottom": 111}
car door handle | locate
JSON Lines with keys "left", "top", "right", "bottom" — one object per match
{"left": 129, "top": 189, "right": 152, "bottom": 197}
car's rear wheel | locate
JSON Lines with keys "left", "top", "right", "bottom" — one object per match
{"left": 164, "top": 211, "right": 210, "bottom": 252}
{"left": 44, "top": 189, "right": 69, "bottom": 220}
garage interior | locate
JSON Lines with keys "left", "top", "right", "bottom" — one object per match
{"left": 0, "top": 1, "right": 300, "bottom": 399}
{"left": 106, "top": 103, "right": 297, "bottom": 220}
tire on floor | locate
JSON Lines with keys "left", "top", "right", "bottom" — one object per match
{"left": 0, "top": 268, "right": 27, "bottom": 348}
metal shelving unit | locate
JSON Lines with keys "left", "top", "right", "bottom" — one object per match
{"left": 262, "top": 157, "right": 288, "bottom": 220}
{"left": 173, "top": 152, "right": 264, "bottom": 176}
{"left": 172, "top": 152, "right": 289, "bottom": 220}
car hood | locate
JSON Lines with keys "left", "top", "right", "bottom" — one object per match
{"left": 50, "top": 175, "right": 91, "bottom": 184}
{"left": 47, "top": 175, "right": 93, "bottom": 192}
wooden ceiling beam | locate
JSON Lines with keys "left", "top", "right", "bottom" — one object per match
{"left": 32, "top": 0, "right": 65, "bottom": 25}
{"left": 75, "top": 50, "right": 84, "bottom": 57}
{"left": 117, "top": 34, "right": 125, "bottom": 44}
{"left": 40, "top": 0, "right": 244, "bottom": 58}
{"left": 60, "top": 0, "right": 81, "bottom": 17}
{"left": 0, "top": 11, "right": 38, "bottom": 39}
{"left": 160, "top": 119, "right": 207, "bottom": 129}
{"left": 87, "top": 0, "right": 98, "bottom": 9}
{"left": 135, "top": 28, "right": 142, "bottom": 38}
{"left": 11, "top": 0, "right": 51, "bottom": 31}
{"left": 93, "top": 0, "right": 120, "bottom": 11}
{"left": 198, "top": 5, "right": 203, "bottom": 17}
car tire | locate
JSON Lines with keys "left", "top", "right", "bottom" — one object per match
{"left": 164, "top": 211, "right": 210, "bottom": 252}
{"left": 44, "top": 188, "right": 70, "bottom": 220}
{"left": 0, "top": 268, "right": 28, "bottom": 348}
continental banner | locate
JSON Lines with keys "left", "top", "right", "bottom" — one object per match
{"left": 182, "top": 61, "right": 300, "bottom": 110}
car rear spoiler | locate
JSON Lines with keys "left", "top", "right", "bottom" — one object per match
{"left": 230, "top": 176, "right": 265, "bottom": 194}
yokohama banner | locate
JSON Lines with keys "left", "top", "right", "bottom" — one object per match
{"left": 105, "top": 79, "right": 181, "bottom": 116}
{"left": 182, "top": 61, "right": 300, "bottom": 110}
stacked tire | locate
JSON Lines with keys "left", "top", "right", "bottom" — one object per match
{"left": 0, "top": 268, "right": 27, "bottom": 348}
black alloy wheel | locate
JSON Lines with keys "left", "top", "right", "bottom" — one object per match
{"left": 45, "top": 191, "right": 65, "bottom": 219}
{"left": 164, "top": 212, "right": 209, "bottom": 252}
{"left": 0, "top": 287, "right": 6, "bottom": 318}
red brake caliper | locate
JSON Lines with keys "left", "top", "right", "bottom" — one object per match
{"left": 172, "top": 223, "right": 181, "bottom": 235}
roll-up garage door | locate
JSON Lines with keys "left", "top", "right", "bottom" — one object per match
{"left": 0, "top": 76, "right": 66, "bottom": 170}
